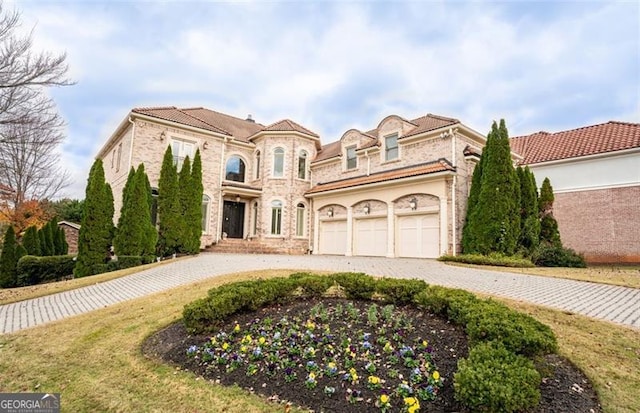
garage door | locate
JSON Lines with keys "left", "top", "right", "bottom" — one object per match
{"left": 318, "top": 220, "right": 347, "bottom": 255}
{"left": 354, "top": 217, "right": 388, "bottom": 257}
{"left": 397, "top": 214, "right": 439, "bottom": 258}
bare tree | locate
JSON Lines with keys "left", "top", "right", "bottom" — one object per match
{"left": 0, "top": 1, "right": 73, "bottom": 208}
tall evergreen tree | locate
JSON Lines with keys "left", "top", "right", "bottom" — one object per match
{"left": 462, "top": 145, "right": 486, "bottom": 253}
{"left": 22, "top": 225, "right": 41, "bottom": 256}
{"left": 518, "top": 166, "right": 541, "bottom": 254}
{"left": 539, "top": 177, "right": 561, "bottom": 246}
{"left": 0, "top": 227, "right": 20, "bottom": 288}
{"left": 114, "top": 165, "right": 157, "bottom": 257}
{"left": 468, "top": 120, "right": 520, "bottom": 255}
{"left": 178, "top": 156, "right": 192, "bottom": 253}
{"left": 187, "top": 149, "right": 204, "bottom": 254}
{"left": 38, "top": 229, "right": 47, "bottom": 256}
{"left": 75, "top": 159, "right": 115, "bottom": 277}
{"left": 40, "top": 221, "right": 54, "bottom": 256}
{"left": 55, "top": 223, "right": 68, "bottom": 255}
{"left": 157, "top": 147, "right": 182, "bottom": 256}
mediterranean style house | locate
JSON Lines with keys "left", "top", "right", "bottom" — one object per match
{"left": 96, "top": 107, "right": 487, "bottom": 258}
{"left": 512, "top": 121, "right": 640, "bottom": 263}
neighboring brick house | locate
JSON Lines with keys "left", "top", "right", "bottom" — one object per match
{"left": 96, "top": 107, "right": 486, "bottom": 257}
{"left": 511, "top": 121, "right": 640, "bottom": 263}
{"left": 58, "top": 221, "right": 80, "bottom": 255}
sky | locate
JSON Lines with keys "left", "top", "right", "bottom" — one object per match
{"left": 9, "top": 0, "right": 640, "bottom": 199}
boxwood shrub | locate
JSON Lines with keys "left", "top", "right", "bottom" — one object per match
{"left": 289, "top": 273, "right": 335, "bottom": 298}
{"left": 454, "top": 342, "right": 541, "bottom": 412}
{"left": 331, "top": 272, "right": 376, "bottom": 300}
{"left": 439, "top": 253, "right": 535, "bottom": 268}
{"left": 17, "top": 255, "right": 76, "bottom": 286}
{"left": 375, "top": 277, "right": 427, "bottom": 305}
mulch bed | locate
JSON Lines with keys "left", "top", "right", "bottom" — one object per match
{"left": 142, "top": 298, "right": 602, "bottom": 413}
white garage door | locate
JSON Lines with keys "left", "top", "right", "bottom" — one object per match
{"left": 319, "top": 220, "right": 347, "bottom": 255}
{"left": 354, "top": 218, "right": 388, "bottom": 257}
{"left": 397, "top": 214, "right": 439, "bottom": 258}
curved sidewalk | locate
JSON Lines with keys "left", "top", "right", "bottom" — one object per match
{"left": 1, "top": 253, "right": 639, "bottom": 334}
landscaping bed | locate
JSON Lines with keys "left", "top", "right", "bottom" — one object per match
{"left": 143, "top": 273, "right": 602, "bottom": 413}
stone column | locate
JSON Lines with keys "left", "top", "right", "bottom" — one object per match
{"left": 387, "top": 203, "right": 395, "bottom": 257}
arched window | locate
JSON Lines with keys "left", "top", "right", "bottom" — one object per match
{"left": 273, "top": 148, "right": 284, "bottom": 178}
{"left": 298, "top": 150, "right": 308, "bottom": 180}
{"left": 252, "top": 202, "right": 259, "bottom": 236}
{"left": 201, "top": 195, "right": 211, "bottom": 233}
{"left": 271, "top": 200, "right": 282, "bottom": 235}
{"left": 150, "top": 188, "right": 159, "bottom": 226}
{"left": 255, "top": 151, "right": 261, "bottom": 179}
{"left": 225, "top": 156, "right": 246, "bottom": 182}
{"left": 295, "top": 202, "right": 306, "bottom": 237}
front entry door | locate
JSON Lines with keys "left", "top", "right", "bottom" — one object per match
{"left": 222, "top": 201, "right": 245, "bottom": 238}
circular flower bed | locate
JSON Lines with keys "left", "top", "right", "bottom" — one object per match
{"left": 182, "top": 299, "right": 467, "bottom": 412}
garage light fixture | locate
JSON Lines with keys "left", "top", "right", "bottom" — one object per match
{"left": 409, "top": 197, "right": 418, "bottom": 210}
{"left": 363, "top": 203, "right": 370, "bottom": 215}
{"left": 327, "top": 208, "right": 334, "bottom": 217}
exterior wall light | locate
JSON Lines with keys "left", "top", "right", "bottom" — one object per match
{"left": 409, "top": 197, "right": 418, "bottom": 210}
{"left": 363, "top": 203, "right": 370, "bottom": 215}
{"left": 159, "top": 131, "right": 166, "bottom": 141}
{"left": 327, "top": 208, "right": 334, "bottom": 217}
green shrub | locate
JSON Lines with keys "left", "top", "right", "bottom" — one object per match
{"left": 185, "top": 277, "right": 299, "bottom": 333}
{"left": 465, "top": 300, "right": 557, "bottom": 356}
{"left": 439, "top": 253, "right": 534, "bottom": 268}
{"left": 375, "top": 278, "right": 427, "bottom": 305}
{"left": 16, "top": 255, "right": 76, "bottom": 286}
{"left": 290, "top": 273, "right": 334, "bottom": 298}
{"left": 533, "top": 243, "right": 586, "bottom": 268}
{"left": 331, "top": 272, "right": 376, "bottom": 300}
{"left": 415, "top": 286, "right": 480, "bottom": 325}
{"left": 454, "top": 342, "right": 541, "bottom": 413}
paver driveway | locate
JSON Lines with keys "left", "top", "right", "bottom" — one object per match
{"left": 1, "top": 253, "right": 639, "bottom": 334}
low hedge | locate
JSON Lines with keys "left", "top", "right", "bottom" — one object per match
{"left": 183, "top": 273, "right": 560, "bottom": 411}
{"left": 17, "top": 255, "right": 76, "bottom": 286}
{"left": 454, "top": 342, "right": 541, "bottom": 412}
{"left": 439, "top": 253, "right": 535, "bottom": 268}
{"left": 533, "top": 243, "right": 587, "bottom": 268}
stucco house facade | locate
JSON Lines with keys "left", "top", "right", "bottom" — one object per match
{"left": 511, "top": 121, "right": 640, "bottom": 263}
{"left": 97, "top": 107, "right": 486, "bottom": 258}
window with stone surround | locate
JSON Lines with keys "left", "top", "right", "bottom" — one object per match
{"left": 384, "top": 133, "right": 398, "bottom": 161}
{"left": 296, "top": 202, "right": 306, "bottom": 236}
{"left": 202, "top": 195, "right": 210, "bottom": 233}
{"left": 298, "top": 150, "right": 308, "bottom": 180}
{"left": 273, "top": 147, "right": 285, "bottom": 178}
{"left": 171, "top": 138, "right": 195, "bottom": 171}
{"left": 255, "top": 151, "right": 261, "bottom": 179}
{"left": 271, "top": 200, "right": 283, "bottom": 235}
{"left": 346, "top": 145, "right": 357, "bottom": 170}
{"left": 225, "top": 156, "right": 246, "bottom": 182}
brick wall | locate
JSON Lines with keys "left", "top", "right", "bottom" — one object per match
{"left": 554, "top": 186, "right": 640, "bottom": 263}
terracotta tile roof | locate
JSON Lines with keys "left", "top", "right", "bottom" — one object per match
{"left": 315, "top": 113, "right": 459, "bottom": 162}
{"left": 511, "top": 121, "right": 640, "bottom": 164}
{"left": 132, "top": 107, "right": 231, "bottom": 135}
{"left": 261, "top": 119, "right": 319, "bottom": 138}
{"left": 181, "top": 107, "right": 264, "bottom": 141}
{"left": 306, "top": 159, "right": 454, "bottom": 195}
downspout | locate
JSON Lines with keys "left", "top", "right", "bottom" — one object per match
{"left": 217, "top": 137, "right": 229, "bottom": 243}
{"left": 451, "top": 128, "right": 458, "bottom": 256}
{"left": 127, "top": 116, "right": 136, "bottom": 171}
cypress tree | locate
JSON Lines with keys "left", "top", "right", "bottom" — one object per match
{"left": 187, "top": 149, "right": 204, "bottom": 254}
{"left": 56, "top": 224, "right": 68, "bottom": 255}
{"left": 49, "top": 218, "right": 63, "bottom": 255}
{"left": 518, "top": 166, "right": 541, "bottom": 254}
{"left": 0, "top": 227, "right": 19, "bottom": 288}
{"left": 469, "top": 119, "right": 520, "bottom": 255}
{"left": 115, "top": 167, "right": 136, "bottom": 239}
{"left": 38, "top": 229, "right": 47, "bottom": 256}
{"left": 137, "top": 164, "right": 158, "bottom": 257}
{"left": 178, "top": 156, "right": 192, "bottom": 253}
{"left": 75, "top": 159, "right": 115, "bottom": 277}
{"left": 461, "top": 144, "right": 486, "bottom": 253}
{"left": 157, "top": 146, "right": 182, "bottom": 256}
{"left": 539, "top": 177, "right": 561, "bottom": 246}
{"left": 22, "top": 226, "right": 41, "bottom": 256}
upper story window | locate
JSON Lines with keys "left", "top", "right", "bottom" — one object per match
{"left": 298, "top": 150, "right": 308, "bottom": 180}
{"left": 255, "top": 151, "right": 261, "bottom": 179}
{"left": 171, "top": 139, "right": 195, "bottom": 170}
{"left": 116, "top": 143, "right": 123, "bottom": 172}
{"left": 346, "top": 145, "right": 357, "bottom": 170}
{"left": 273, "top": 147, "right": 284, "bottom": 178}
{"left": 225, "top": 156, "right": 246, "bottom": 182}
{"left": 384, "top": 133, "right": 398, "bottom": 162}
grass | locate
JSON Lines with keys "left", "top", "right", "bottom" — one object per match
{"left": 0, "top": 269, "right": 638, "bottom": 413}
{"left": 0, "top": 256, "right": 192, "bottom": 306}
{"left": 446, "top": 262, "right": 640, "bottom": 289}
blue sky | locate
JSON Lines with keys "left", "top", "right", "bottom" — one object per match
{"left": 10, "top": 0, "right": 640, "bottom": 199}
